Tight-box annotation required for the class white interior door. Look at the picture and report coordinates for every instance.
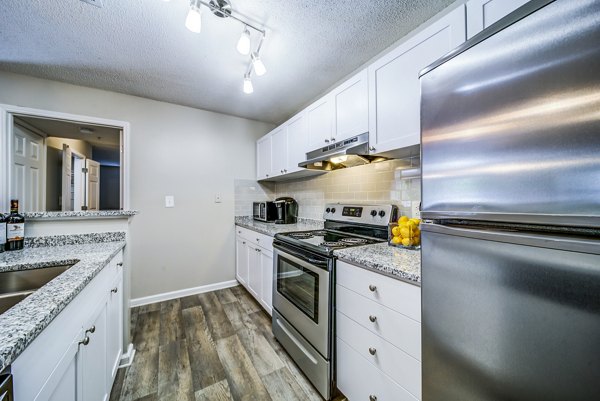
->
[61,144,72,211]
[12,124,45,212]
[86,159,100,211]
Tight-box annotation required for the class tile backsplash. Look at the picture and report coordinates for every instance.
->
[234,159,420,220]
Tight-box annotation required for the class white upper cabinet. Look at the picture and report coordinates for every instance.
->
[286,111,308,174]
[466,0,531,38]
[307,95,334,150]
[270,126,288,176]
[368,5,466,155]
[256,134,272,180]
[333,69,369,143]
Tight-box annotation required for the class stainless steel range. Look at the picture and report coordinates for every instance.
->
[272,203,398,400]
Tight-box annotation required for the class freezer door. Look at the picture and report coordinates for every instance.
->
[420,0,600,227]
[421,223,600,401]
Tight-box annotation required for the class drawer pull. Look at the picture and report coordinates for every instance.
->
[117,262,123,267]
[369,395,378,401]
[79,336,90,346]
[256,238,260,242]
[369,315,377,323]
[111,287,118,294]
[85,325,96,334]
[368,284,377,292]
[368,347,377,355]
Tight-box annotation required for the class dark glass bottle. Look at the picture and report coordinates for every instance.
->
[6,199,25,251]
[0,211,6,253]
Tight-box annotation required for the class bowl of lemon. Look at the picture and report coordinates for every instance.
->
[389,216,421,249]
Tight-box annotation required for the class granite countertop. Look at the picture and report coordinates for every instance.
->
[0,240,126,371]
[334,242,421,285]
[23,210,138,220]
[235,216,324,237]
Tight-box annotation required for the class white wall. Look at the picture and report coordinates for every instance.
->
[0,71,274,299]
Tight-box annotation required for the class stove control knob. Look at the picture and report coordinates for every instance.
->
[326,208,331,213]
[379,210,386,218]
[331,208,336,213]
[370,210,377,217]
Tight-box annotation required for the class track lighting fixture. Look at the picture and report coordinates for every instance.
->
[170,0,267,94]
[185,0,202,33]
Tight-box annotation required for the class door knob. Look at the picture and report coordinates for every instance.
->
[325,139,330,143]
[117,262,123,267]
[79,336,90,346]
[111,287,118,293]
[368,284,377,292]
[369,347,377,355]
[85,325,96,334]
[369,395,378,401]
[369,146,375,152]
[369,315,377,323]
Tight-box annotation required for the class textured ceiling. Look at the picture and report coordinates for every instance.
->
[0,0,454,124]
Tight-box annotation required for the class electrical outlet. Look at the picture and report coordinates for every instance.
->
[81,0,103,8]
[411,201,421,218]
[215,193,222,203]
[165,196,175,208]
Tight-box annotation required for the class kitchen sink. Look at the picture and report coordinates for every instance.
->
[0,264,74,315]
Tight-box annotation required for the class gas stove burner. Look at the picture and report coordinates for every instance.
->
[312,230,328,236]
[321,241,345,248]
[288,232,314,239]
[340,238,368,244]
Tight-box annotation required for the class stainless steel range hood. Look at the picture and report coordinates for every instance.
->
[298,132,389,171]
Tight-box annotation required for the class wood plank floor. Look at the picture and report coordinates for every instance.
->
[110,286,345,401]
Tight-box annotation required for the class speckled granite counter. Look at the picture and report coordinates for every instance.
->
[23,210,138,220]
[0,240,126,371]
[334,242,421,285]
[235,216,324,237]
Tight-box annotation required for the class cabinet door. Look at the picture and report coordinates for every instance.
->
[256,135,272,180]
[466,0,531,38]
[79,299,108,401]
[286,112,308,174]
[106,271,123,386]
[270,126,288,177]
[34,331,82,401]
[247,247,261,299]
[368,5,466,155]
[259,248,274,315]
[236,235,250,287]
[334,69,369,142]
[306,95,334,150]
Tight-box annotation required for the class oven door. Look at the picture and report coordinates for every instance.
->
[272,244,331,357]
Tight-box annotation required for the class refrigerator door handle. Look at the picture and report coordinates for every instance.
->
[421,222,600,255]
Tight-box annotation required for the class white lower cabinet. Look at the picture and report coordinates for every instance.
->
[336,260,422,400]
[12,250,125,401]
[235,226,274,315]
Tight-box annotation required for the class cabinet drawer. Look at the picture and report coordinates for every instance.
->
[336,284,421,360]
[337,337,418,401]
[337,311,421,399]
[235,226,273,252]
[337,261,421,322]
[236,226,252,240]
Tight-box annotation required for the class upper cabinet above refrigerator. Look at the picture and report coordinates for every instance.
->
[466,0,532,38]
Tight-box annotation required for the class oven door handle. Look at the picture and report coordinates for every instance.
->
[273,244,329,268]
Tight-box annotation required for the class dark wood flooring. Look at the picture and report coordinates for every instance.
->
[110,285,344,401]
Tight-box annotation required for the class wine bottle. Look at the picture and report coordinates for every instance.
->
[6,199,25,251]
[0,211,6,253]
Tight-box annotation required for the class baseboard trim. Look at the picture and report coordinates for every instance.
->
[130,280,239,307]
[119,343,136,368]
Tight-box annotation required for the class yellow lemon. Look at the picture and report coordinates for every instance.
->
[407,220,417,230]
[401,237,413,247]
[392,236,402,244]
[413,227,420,238]
[399,216,409,224]
[391,226,402,237]
[413,236,421,246]
[409,218,421,225]
[400,227,410,238]
[399,221,408,229]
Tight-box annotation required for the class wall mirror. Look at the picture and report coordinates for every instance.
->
[1,106,128,213]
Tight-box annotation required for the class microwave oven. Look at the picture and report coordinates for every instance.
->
[253,201,277,222]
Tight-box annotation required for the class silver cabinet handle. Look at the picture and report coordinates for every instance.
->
[242,241,246,245]
[256,238,260,242]
[256,248,262,253]
[117,262,123,267]
[331,137,335,142]
[111,287,118,294]
[369,395,378,401]
[369,347,377,355]
[85,325,96,334]
[369,146,375,151]
[369,284,377,292]
[79,336,90,346]
[369,315,377,323]
[284,169,287,173]
[238,230,241,234]
[325,139,330,143]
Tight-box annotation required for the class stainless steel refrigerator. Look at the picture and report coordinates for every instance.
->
[419,0,600,400]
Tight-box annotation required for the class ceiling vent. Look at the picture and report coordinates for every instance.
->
[80,0,103,8]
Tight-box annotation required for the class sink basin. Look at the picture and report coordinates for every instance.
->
[0,264,74,314]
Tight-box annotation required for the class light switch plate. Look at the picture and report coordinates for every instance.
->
[215,193,222,203]
[165,195,175,208]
